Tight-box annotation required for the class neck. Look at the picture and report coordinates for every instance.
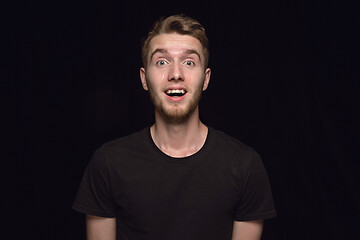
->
[150,108,208,158]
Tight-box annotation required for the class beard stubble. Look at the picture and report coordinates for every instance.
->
[147,79,204,124]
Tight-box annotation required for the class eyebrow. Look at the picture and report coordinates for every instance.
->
[184,49,202,62]
[149,48,202,62]
[150,48,168,61]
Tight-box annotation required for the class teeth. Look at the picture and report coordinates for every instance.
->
[166,89,186,94]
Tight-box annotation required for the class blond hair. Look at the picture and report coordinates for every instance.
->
[141,14,209,68]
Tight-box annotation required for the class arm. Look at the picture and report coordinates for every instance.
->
[86,215,116,240]
[231,220,264,240]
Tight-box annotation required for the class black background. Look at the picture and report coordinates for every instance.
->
[6,0,359,239]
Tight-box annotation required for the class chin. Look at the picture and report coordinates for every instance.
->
[150,87,203,124]
[158,105,197,124]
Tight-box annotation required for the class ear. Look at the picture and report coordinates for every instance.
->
[140,67,148,91]
[202,68,211,91]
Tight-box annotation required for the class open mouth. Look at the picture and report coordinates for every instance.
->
[165,89,187,97]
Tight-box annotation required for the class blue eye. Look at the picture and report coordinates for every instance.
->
[184,60,195,66]
[156,60,167,66]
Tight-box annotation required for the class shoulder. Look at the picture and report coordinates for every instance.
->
[90,127,151,166]
[209,128,259,158]
[208,127,263,169]
[98,127,150,153]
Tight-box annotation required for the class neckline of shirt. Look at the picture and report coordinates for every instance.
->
[146,126,213,163]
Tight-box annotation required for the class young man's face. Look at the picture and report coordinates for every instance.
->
[140,33,211,123]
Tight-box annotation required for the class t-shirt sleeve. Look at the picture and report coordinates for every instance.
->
[234,150,276,221]
[72,146,117,218]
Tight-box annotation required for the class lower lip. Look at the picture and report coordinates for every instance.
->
[165,93,186,102]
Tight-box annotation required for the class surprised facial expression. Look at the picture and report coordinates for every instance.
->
[140,33,211,124]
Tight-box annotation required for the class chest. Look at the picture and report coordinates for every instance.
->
[109,156,241,224]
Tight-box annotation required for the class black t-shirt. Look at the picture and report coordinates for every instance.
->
[73,127,276,240]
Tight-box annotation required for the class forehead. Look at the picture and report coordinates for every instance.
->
[149,33,204,56]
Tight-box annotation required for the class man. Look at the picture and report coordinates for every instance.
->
[73,14,276,240]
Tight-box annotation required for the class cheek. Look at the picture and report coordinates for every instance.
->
[147,68,168,82]
[185,71,205,84]
[145,72,166,92]
[161,72,166,81]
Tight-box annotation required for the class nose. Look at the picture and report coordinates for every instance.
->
[168,62,184,81]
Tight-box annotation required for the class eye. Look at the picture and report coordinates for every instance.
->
[184,60,195,66]
[156,60,168,66]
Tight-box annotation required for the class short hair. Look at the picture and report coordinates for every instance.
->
[141,14,209,68]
